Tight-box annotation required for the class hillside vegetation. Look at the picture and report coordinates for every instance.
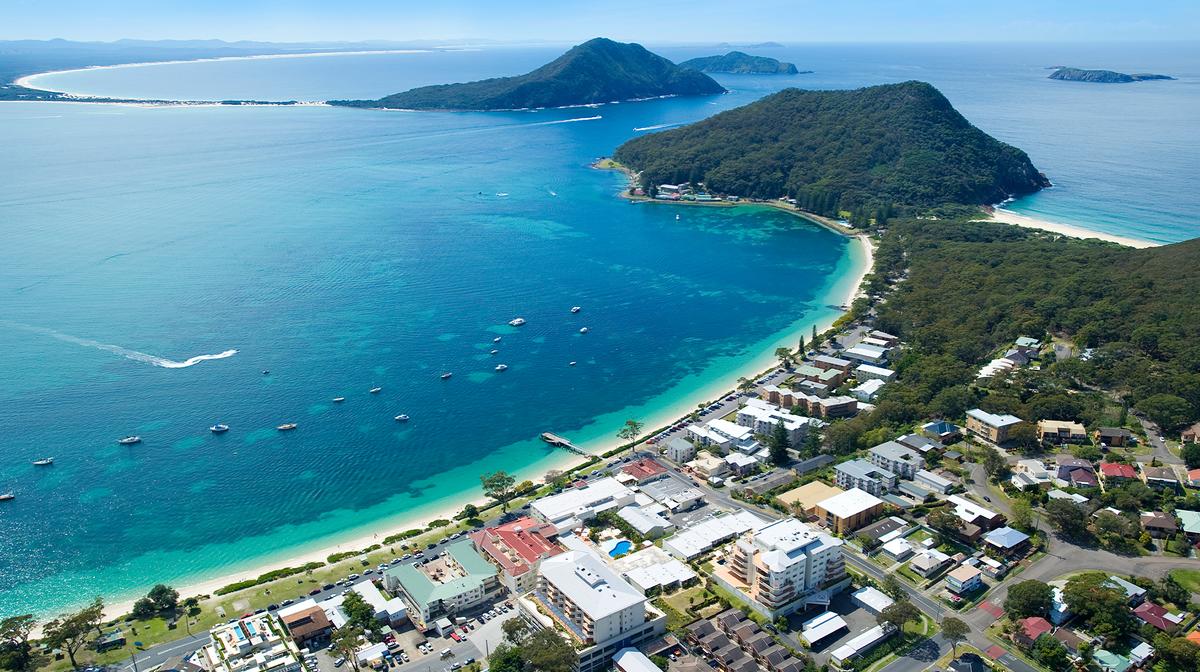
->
[613,82,1048,220]
[1049,67,1174,83]
[332,38,725,110]
[678,51,802,74]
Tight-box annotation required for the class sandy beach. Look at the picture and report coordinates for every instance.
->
[985,207,1158,249]
[94,217,875,625]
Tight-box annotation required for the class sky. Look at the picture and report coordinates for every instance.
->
[2,0,1198,44]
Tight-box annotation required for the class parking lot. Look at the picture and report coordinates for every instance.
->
[388,598,518,672]
[786,592,880,666]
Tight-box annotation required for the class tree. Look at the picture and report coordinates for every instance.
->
[774,347,793,368]
[1181,443,1200,469]
[519,629,576,672]
[0,615,45,672]
[1010,499,1034,532]
[480,471,517,511]
[880,574,906,600]
[877,600,920,634]
[941,617,969,657]
[487,644,524,672]
[801,429,822,458]
[1136,394,1192,431]
[1031,636,1070,668]
[1062,573,1136,642]
[43,598,104,670]
[1044,499,1087,539]
[737,377,754,393]
[332,625,364,672]
[768,420,791,465]
[797,334,806,354]
[811,324,818,346]
[1004,580,1053,620]
[927,509,962,535]
[460,503,480,520]
[1008,422,1041,455]
[617,419,645,450]
[1153,574,1190,607]
[131,598,157,621]
[148,584,179,612]
[981,449,1009,481]
[341,591,376,633]
[501,617,529,644]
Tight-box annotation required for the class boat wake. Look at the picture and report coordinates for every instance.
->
[532,115,602,126]
[2,321,237,369]
[633,122,683,132]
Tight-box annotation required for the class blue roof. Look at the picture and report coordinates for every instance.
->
[984,526,1030,549]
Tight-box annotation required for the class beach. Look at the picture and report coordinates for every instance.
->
[985,207,1158,249]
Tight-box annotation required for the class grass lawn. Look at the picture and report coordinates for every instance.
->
[1171,568,1200,593]
[906,529,932,543]
[661,585,714,618]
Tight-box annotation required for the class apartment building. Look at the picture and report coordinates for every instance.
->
[716,518,847,619]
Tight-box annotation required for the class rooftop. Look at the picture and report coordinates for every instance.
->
[470,516,562,577]
[966,408,1023,428]
[538,550,644,621]
[386,540,497,607]
[531,477,634,525]
[836,458,896,482]
[621,458,667,482]
[816,487,884,519]
[984,526,1030,549]
[778,481,844,510]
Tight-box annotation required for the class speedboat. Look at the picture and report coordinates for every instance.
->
[277,423,297,431]
[210,424,230,434]
[579,327,589,334]
[369,387,382,394]
[569,361,577,366]
[440,372,453,380]
[571,306,581,313]
[395,414,410,422]
[490,349,499,355]
[332,397,345,403]
[508,317,526,327]
[32,457,54,466]
[117,436,141,445]
[0,492,13,501]
[495,364,508,372]
[493,337,502,343]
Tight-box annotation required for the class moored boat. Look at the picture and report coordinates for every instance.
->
[210,424,230,434]
[117,436,141,445]
[508,317,526,327]
[579,327,589,334]
[495,364,508,372]
[277,423,297,431]
[440,372,453,380]
[32,457,54,466]
[571,306,581,313]
[493,337,502,343]
[369,387,382,394]
[332,397,345,403]
[395,414,410,422]
[0,492,13,501]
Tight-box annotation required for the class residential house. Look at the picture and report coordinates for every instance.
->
[909,549,952,578]
[1047,490,1089,506]
[1011,459,1053,490]
[813,488,885,535]
[469,516,563,595]
[278,606,332,650]
[1066,469,1099,488]
[1181,421,1200,444]
[1093,649,1131,672]
[965,409,1024,444]
[869,441,923,479]
[1014,336,1042,353]
[1129,642,1155,668]
[1052,627,1084,655]
[945,565,984,594]
[724,453,758,477]
[1188,468,1200,488]
[1140,511,1179,538]
[1177,509,1200,543]
[1013,616,1052,648]
[946,495,1006,531]
[835,459,897,496]
[856,516,909,544]
[983,527,1031,558]
[1099,462,1137,483]
[1037,420,1088,445]
[896,433,945,454]
[687,451,731,480]
[921,420,962,444]
[619,458,668,485]
[1049,586,1071,625]
[1104,576,1148,605]
[881,538,913,561]
[1095,427,1135,448]
[1133,602,1183,632]
[1141,465,1181,490]
[1055,455,1094,476]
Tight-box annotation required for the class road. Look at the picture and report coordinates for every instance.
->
[1134,414,1180,465]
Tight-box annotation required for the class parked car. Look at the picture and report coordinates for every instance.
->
[308,588,322,596]
[323,583,335,591]
[333,658,346,668]
[347,573,360,581]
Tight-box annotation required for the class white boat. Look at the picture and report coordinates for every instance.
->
[332,397,345,403]
[32,458,54,466]
[210,424,230,434]
[676,214,681,220]
[569,361,577,366]
[571,306,581,313]
[369,387,382,394]
[0,492,13,501]
[395,414,410,422]
[277,423,298,431]
[117,436,141,445]
[508,317,526,327]
[579,327,589,334]
[490,349,499,355]
[440,372,453,380]
[493,337,502,343]
[495,364,508,372]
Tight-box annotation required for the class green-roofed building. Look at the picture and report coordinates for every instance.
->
[1177,509,1200,540]
[1094,649,1131,672]
[383,540,498,628]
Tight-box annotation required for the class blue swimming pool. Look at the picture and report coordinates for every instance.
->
[609,540,633,557]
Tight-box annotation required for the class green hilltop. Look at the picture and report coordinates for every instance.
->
[678,51,804,75]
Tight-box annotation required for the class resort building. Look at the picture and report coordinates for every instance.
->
[1037,420,1088,445]
[470,516,563,595]
[834,459,897,496]
[715,518,847,619]
[384,540,498,628]
[194,615,301,672]
[662,510,768,561]
[531,477,636,532]
[663,437,696,463]
[868,441,923,479]
[965,409,1024,444]
[812,488,885,535]
[521,551,666,672]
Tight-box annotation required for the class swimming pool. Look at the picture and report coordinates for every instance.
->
[609,540,633,557]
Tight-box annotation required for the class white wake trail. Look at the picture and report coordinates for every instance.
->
[3,321,237,368]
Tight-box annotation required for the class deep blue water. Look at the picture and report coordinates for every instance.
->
[3,40,1198,618]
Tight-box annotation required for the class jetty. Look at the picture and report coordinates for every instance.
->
[541,432,587,455]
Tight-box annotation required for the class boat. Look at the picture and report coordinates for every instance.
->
[495,364,508,372]
[579,327,589,334]
[490,349,499,355]
[277,423,297,431]
[571,306,581,313]
[508,317,526,327]
[395,414,410,422]
[332,397,345,403]
[369,387,382,394]
[569,361,577,366]
[440,372,453,380]
[32,458,54,466]
[210,424,230,434]
[117,436,141,445]
[493,337,502,343]
[676,214,681,220]
[262,370,270,375]
[0,493,13,502]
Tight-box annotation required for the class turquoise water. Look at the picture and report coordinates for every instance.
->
[608,540,633,558]
[3,40,1198,618]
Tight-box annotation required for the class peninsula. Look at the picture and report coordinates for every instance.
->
[678,51,805,75]
[330,37,726,111]
[1048,66,1175,83]
[614,81,1048,219]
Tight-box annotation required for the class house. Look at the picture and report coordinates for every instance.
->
[943,450,963,462]
[915,469,954,494]
[1014,336,1042,353]
[1037,420,1088,445]
[984,526,1032,557]
[1176,509,1200,542]
[869,441,923,479]
[854,364,896,382]
[909,549,951,577]
[1011,459,1053,489]
[724,452,758,477]
[851,379,886,402]
[949,653,988,672]
[1067,468,1099,488]
[1099,462,1138,482]
[1129,641,1155,667]
[1096,427,1135,447]
[1104,576,1148,605]
[881,538,913,561]
[619,458,668,485]
[1047,489,1089,506]
[469,516,563,594]
[856,516,909,543]
[835,459,897,496]
[946,565,984,594]
[946,495,1006,530]
[921,420,961,444]
[1141,464,1181,490]
[965,409,1024,444]
[1181,421,1200,444]
[1013,616,1052,648]
[531,477,636,532]
[1133,601,1183,632]
[687,451,731,480]
[1140,511,1179,538]
[813,488,885,534]
[1049,586,1071,625]
[1055,454,1094,474]
[664,437,697,463]
[1094,649,1131,672]
[1052,627,1084,655]
[1188,468,1200,488]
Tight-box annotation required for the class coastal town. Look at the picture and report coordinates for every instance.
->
[13,265,1200,672]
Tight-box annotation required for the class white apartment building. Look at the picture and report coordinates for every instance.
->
[834,459,897,496]
[868,441,923,479]
[736,399,823,445]
[194,615,301,672]
[531,477,636,532]
[717,518,847,619]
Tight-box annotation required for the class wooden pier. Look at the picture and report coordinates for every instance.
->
[541,432,587,455]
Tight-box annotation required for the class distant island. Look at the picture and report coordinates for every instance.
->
[330,38,726,111]
[1048,67,1175,83]
[715,41,786,49]
[613,81,1048,219]
[678,51,806,75]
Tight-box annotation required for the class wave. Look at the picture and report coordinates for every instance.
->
[2,321,237,368]
[633,122,684,132]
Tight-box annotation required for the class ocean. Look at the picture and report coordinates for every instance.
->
[1,40,1197,617]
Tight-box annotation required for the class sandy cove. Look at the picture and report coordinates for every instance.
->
[985,206,1158,249]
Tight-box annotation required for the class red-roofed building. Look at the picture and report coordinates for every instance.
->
[1100,462,1137,481]
[620,458,669,485]
[469,516,563,594]
[1068,468,1099,488]
[1134,602,1182,632]
[1013,616,1053,648]
[1186,630,1200,646]
[1187,468,1200,488]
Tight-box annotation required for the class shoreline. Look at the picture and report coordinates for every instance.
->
[87,202,875,627]
[983,206,1158,249]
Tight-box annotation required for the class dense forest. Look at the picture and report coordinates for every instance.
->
[331,38,725,110]
[1048,67,1174,83]
[678,51,802,74]
[613,82,1049,220]
[821,215,1200,452]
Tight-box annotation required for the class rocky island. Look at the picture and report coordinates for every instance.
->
[330,38,726,110]
[1048,67,1174,83]
[678,51,806,75]
[614,81,1049,217]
